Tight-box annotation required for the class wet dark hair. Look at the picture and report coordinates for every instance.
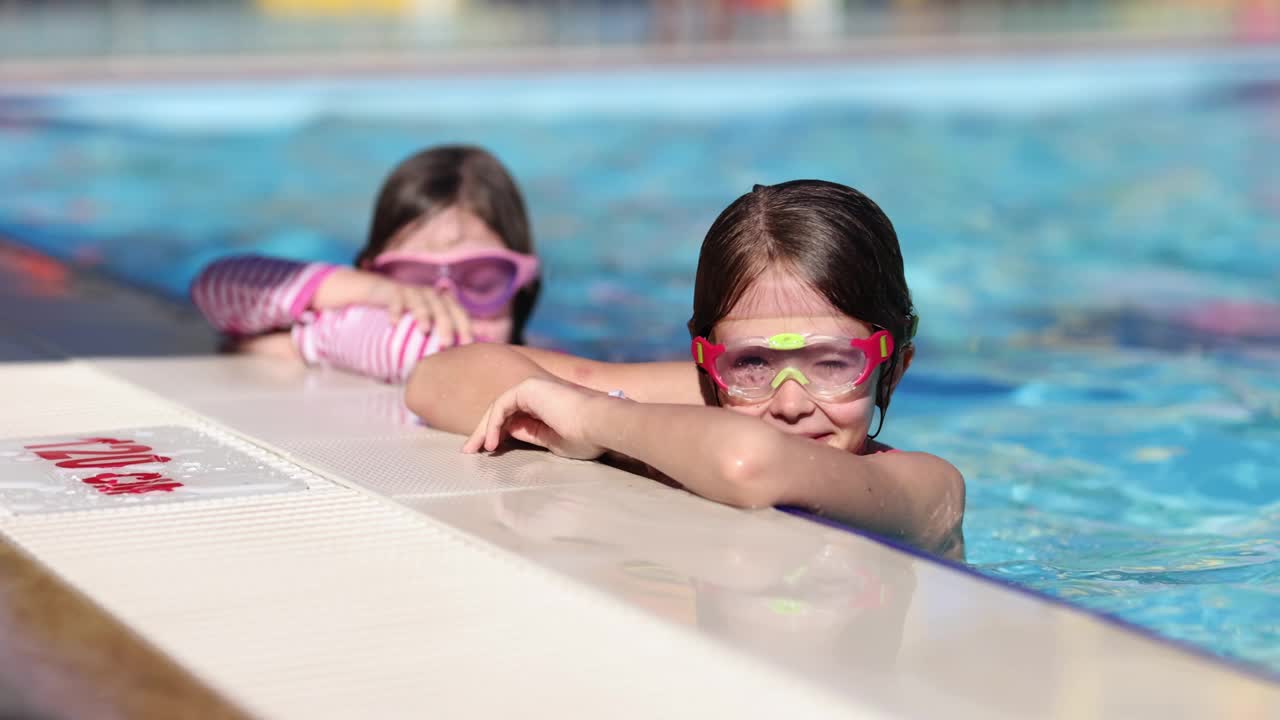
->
[687,180,917,437]
[354,145,540,345]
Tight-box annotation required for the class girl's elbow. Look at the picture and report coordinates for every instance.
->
[403,359,442,420]
[918,466,966,557]
[710,434,785,509]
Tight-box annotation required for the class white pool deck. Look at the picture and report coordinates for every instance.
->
[0,241,1277,718]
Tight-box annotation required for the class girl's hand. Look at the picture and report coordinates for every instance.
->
[463,378,611,460]
[313,268,473,346]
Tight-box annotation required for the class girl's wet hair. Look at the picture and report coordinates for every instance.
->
[687,180,916,436]
[355,145,540,344]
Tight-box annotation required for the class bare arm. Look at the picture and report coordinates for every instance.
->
[788,447,966,560]
[580,397,965,558]
[405,343,702,433]
[506,346,701,404]
[465,378,966,558]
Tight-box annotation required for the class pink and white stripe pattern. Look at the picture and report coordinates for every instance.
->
[190,255,336,336]
[291,306,441,384]
[191,255,441,383]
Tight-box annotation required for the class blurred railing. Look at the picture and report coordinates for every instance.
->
[0,0,1276,62]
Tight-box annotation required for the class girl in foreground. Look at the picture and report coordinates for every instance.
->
[190,145,540,382]
[406,180,964,558]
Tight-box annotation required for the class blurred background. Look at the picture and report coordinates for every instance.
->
[0,0,1277,63]
[1,0,1278,677]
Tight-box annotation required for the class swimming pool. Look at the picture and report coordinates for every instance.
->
[1,49,1277,675]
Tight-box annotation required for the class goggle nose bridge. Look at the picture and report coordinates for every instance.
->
[769,367,811,390]
[410,264,456,293]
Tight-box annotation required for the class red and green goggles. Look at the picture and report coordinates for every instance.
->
[692,331,895,402]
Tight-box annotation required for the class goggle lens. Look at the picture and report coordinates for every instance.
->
[377,256,521,316]
[451,257,518,308]
[715,342,871,400]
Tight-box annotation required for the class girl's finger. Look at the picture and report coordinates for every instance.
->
[418,289,454,348]
[403,289,434,332]
[438,290,474,345]
[507,415,553,451]
[462,405,493,453]
[483,389,523,452]
[465,388,517,454]
[385,293,404,324]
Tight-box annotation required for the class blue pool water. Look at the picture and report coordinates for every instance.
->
[1,50,1278,674]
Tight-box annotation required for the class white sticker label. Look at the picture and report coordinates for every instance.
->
[0,426,313,514]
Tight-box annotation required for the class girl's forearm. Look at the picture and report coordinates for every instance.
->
[508,347,702,405]
[578,396,963,554]
[310,267,372,310]
[294,307,440,383]
[190,255,335,335]
[579,395,869,513]
[580,397,786,508]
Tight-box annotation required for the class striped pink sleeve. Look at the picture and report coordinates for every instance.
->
[190,255,338,335]
[291,306,442,383]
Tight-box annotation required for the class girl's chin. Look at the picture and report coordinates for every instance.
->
[470,327,505,344]
[471,320,513,344]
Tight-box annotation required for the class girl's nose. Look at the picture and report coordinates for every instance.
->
[433,277,457,295]
[767,379,815,423]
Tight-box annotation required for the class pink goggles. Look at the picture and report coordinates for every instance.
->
[371,248,539,317]
[692,331,895,402]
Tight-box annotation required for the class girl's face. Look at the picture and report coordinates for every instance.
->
[374,205,515,344]
[710,267,882,454]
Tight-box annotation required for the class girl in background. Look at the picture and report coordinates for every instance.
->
[190,145,540,383]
